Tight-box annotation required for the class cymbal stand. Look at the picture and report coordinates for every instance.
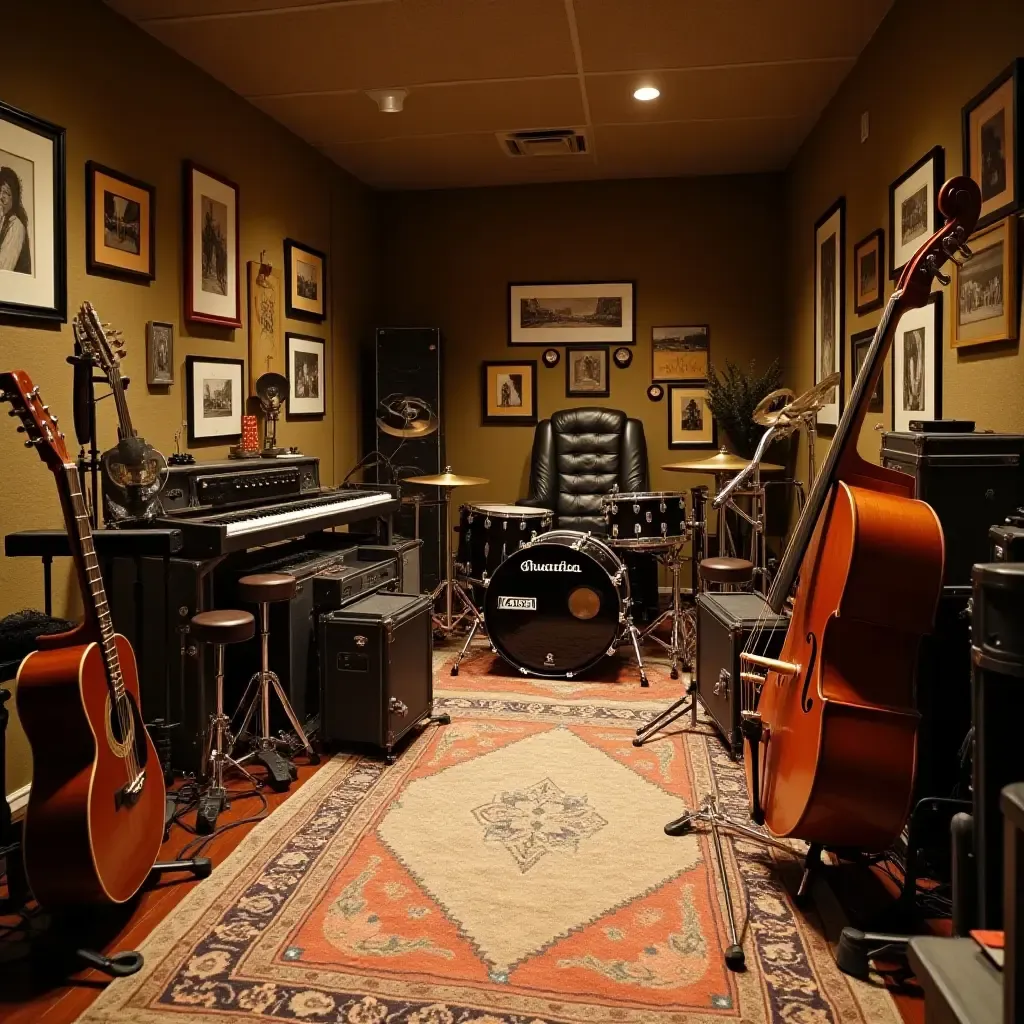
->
[637,539,692,679]
[430,484,483,637]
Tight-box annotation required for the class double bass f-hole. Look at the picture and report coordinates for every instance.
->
[800,632,817,713]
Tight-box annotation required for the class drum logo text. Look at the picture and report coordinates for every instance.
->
[519,559,582,573]
[497,596,537,610]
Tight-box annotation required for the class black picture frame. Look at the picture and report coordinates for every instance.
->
[184,161,241,328]
[853,228,885,315]
[185,354,244,445]
[564,345,610,398]
[0,99,66,323]
[85,161,155,283]
[889,146,945,280]
[963,59,1023,230]
[284,238,327,322]
[667,383,717,450]
[285,331,326,419]
[850,327,883,413]
[146,320,174,387]
[481,360,538,426]
[508,281,636,346]
[814,196,845,432]
[891,291,943,432]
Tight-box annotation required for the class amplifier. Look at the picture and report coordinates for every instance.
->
[312,557,398,607]
[355,538,422,594]
[696,592,788,757]
[319,592,435,762]
[990,524,1024,563]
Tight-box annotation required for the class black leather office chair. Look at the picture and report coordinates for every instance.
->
[518,407,657,620]
[517,407,649,532]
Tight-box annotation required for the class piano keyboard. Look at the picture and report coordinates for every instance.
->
[214,490,393,537]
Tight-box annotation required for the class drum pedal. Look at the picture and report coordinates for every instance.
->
[256,748,296,791]
[196,787,227,835]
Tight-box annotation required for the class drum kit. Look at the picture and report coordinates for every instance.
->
[406,377,839,687]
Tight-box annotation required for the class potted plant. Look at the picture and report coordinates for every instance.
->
[705,358,783,459]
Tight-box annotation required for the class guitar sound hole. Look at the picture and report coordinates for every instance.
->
[106,691,149,770]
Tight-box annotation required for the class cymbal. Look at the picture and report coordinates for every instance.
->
[752,388,797,427]
[663,447,783,474]
[404,467,489,487]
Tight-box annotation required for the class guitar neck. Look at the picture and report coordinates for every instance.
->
[110,372,135,440]
[56,462,125,698]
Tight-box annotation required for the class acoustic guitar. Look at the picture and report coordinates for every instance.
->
[1,370,165,906]
[740,176,982,851]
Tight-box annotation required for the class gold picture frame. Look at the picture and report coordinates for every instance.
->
[951,215,1019,348]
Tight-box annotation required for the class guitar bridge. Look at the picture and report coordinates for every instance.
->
[115,769,146,811]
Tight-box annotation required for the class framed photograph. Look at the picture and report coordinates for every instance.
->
[951,215,1019,348]
[651,325,710,381]
[850,328,883,413]
[284,238,326,322]
[889,146,945,280]
[508,281,635,345]
[892,293,942,432]
[814,197,845,428]
[481,360,537,425]
[85,161,154,282]
[0,99,66,322]
[184,161,240,328]
[285,332,325,418]
[565,345,610,397]
[853,228,884,315]
[146,320,174,386]
[963,59,1022,230]
[185,355,244,444]
[668,384,716,449]
[248,260,282,391]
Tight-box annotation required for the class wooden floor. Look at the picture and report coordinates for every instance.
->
[0,757,932,1024]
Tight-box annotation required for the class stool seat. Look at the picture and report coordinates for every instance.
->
[191,609,255,645]
[237,573,297,604]
[699,556,754,585]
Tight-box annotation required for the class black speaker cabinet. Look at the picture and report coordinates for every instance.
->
[880,431,1024,590]
[319,592,434,761]
[696,592,788,757]
[971,563,1024,929]
[373,327,444,591]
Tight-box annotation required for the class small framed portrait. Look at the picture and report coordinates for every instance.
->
[963,59,1022,230]
[285,332,326,418]
[853,228,884,315]
[814,197,845,429]
[0,99,66,322]
[951,215,1019,348]
[481,360,537,425]
[892,293,942,432]
[185,355,244,444]
[850,328,883,413]
[146,320,174,386]
[889,146,945,280]
[184,161,241,328]
[668,384,716,449]
[651,325,710,381]
[542,347,560,368]
[565,345,610,398]
[284,238,327,322]
[508,281,635,345]
[85,162,154,282]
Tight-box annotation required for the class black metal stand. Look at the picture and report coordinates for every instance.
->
[633,680,698,747]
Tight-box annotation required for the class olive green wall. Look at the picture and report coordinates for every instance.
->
[379,176,787,506]
[784,0,1024,471]
[1,0,377,798]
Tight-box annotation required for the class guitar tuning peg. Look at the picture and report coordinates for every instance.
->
[24,439,34,448]
[16,425,25,433]
[925,255,951,287]
[7,409,17,417]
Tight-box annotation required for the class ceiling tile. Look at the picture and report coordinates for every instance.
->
[254,76,586,146]
[137,0,577,97]
[573,0,895,72]
[586,59,853,125]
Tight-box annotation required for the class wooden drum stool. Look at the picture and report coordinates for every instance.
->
[699,556,755,592]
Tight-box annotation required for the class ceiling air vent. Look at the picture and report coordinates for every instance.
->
[499,128,589,158]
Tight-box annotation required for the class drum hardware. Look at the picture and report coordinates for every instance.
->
[403,468,489,637]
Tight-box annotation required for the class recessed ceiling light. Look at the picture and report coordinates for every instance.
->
[633,86,660,102]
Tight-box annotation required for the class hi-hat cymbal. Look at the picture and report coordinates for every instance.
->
[404,466,489,487]
[663,447,783,474]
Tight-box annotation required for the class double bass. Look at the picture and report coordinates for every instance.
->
[1,370,165,907]
[740,176,981,851]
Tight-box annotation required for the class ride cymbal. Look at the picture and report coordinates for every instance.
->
[404,466,489,487]
[662,447,783,474]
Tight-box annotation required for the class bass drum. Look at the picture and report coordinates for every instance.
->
[484,530,629,678]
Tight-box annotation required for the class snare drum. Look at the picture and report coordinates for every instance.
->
[456,503,554,582]
[602,491,687,549]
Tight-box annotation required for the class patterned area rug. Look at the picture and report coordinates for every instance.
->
[75,649,900,1024]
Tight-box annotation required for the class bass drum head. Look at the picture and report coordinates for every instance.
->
[484,531,627,678]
